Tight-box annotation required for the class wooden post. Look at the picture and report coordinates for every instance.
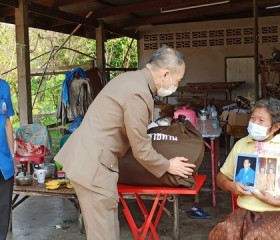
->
[260,64,268,98]
[15,0,32,124]
[253,0,259,100]
[96,20,106,85]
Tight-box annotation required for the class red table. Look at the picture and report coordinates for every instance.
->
[118,174,206,240]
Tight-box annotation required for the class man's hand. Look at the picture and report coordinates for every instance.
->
[167,157,195,178]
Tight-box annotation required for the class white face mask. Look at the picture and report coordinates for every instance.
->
[247,121,271,141]
[157,74,177,97]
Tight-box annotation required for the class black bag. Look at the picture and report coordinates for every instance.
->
[118,120,205,188]
[272,48,280,62]
[235,96,251,111]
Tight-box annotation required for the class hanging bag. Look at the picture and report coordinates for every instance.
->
[118,119,205,188]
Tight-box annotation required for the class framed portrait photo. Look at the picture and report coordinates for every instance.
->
[234,154,258,187]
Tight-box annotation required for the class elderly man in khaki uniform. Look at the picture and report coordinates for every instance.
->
[55,45,195,240]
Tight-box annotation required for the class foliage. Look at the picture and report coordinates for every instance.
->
[0,23,138,130]
[106,37,138,78]
[106,37,137,68]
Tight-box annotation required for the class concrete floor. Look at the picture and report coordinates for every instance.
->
[7,144,232,240]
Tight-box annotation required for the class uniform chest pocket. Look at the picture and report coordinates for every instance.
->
[0,98,7,116]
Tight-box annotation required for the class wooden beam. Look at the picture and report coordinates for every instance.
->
[38,0,85,8]
[123,0,280,27]
[15,0,32,124]
[253,0,260,100]
[104,23,139,39]
[0,6,16,17]
[96,20,106,84]
[92,0,168,18]
[47,19,138,39]
[0,0,18,8]
[28,2,97,28]
[92,0,197,18]
[30,62,94,76]
[28,2,137,39]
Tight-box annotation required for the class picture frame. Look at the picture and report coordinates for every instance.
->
[234,153,280,196]
[257,156,278,193]
[234,154,258,187]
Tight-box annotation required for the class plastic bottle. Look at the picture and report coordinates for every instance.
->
[210,105,217,119]
[207,105,211,119]
[210,105,219,129]
[200,109,207,133]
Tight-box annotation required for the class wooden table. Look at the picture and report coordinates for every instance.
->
[10,180,84,233]
[177,81,245,100]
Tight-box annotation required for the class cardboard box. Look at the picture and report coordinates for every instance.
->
[225,111,251,138]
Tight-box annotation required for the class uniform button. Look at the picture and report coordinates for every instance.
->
[110,164,113,169]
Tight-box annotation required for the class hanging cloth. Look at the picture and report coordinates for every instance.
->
[62,67,87,106]
[57,67,93,124]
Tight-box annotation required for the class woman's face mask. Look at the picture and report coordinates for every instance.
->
[247,121,271,141]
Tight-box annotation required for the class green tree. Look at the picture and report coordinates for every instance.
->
[0,23,138,129]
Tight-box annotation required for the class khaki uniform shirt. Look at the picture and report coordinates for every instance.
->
[55,68,169,200]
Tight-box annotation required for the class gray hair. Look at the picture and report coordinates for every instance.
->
[253,98,280,124]
[147,45,185,73]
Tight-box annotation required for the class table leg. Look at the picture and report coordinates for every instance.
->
[214,137,220,174]
[119,193,169,240]
[10,194,29,232]
[119,194,140,239]
[139,193,160,240]
[172,196,179,240]
[148,194,168,240]
[67,197,84,233]
[203,140,217,207]
[78,213,84,234]
[210,138,216,207]
[9,210,12,232]
[12,195,30,209]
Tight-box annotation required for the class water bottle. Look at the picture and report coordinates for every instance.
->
[210,105,219,129]
[200,109,207,133]
[207,105,211,119]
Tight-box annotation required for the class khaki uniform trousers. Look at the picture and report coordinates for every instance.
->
[72,180,119,240]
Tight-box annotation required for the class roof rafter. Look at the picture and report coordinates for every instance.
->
[29,2,97,28]
[92,0,207,19]
[122,0,280,27]
[0,0,18,8]
[29,2,138,39]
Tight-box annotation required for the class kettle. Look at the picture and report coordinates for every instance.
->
[174,106,197,126]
